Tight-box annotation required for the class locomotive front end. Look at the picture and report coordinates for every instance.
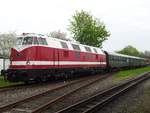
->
[2,33,48,82]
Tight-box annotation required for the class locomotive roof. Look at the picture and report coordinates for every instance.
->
[18,33,105,55]
[18,33,46,38]
[16,33,146,60]
[108,52,145,60]
[46,35,105,55]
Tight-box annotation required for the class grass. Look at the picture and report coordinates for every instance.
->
[114,66,150,82]
[0,76,22,88]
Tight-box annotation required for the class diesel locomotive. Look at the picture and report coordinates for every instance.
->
[1,33,147,82]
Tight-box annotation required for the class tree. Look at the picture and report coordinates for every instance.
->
[117,45,140,57]
[68,10,110,47]
[140,51,150,59]
[48,30,70,41]
[0,32,17,58]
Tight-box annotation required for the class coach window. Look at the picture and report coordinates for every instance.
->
[60,41,68,49]
[118,56,121,61]
[33,37,39,45]
[123,57,126,62]
[23,37,33,45]
[72,44,81,51]
[112,56,115,61]
[84,46,92,52]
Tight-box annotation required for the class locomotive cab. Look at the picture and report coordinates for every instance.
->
[6,34,48,82]
[11,34,48,68]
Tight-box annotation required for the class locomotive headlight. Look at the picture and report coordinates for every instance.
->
[26,60,30,65]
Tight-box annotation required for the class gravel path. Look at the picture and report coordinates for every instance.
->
[96,78,150,113]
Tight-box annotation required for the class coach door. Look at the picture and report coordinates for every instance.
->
[53,49,59,67]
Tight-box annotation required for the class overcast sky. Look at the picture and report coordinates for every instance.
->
[0,0,149,52]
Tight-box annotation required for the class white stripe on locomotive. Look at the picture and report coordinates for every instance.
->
[12,61,106,66]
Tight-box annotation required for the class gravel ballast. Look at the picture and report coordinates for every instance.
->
[44,74,138,113]
[96,78,150,113]
[1,72,149,113]
[0,80,74,105]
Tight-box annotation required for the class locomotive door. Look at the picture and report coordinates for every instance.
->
[53,49,59,67]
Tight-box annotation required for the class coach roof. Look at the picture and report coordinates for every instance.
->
[108,52,145,60]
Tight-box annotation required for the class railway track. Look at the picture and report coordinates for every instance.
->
[0,73,112,93]
[56,72,150,113]
[0,75,105,93]
[0,79,75,93]
[0,82,57,93]
[0,74,110,113]
[0,84,28,93]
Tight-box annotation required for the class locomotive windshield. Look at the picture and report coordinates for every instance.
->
[33,37,39,45]
[38,37,48,45]
[23,37,33,45]
[16,36,47,45]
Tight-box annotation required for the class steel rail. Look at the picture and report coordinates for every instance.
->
[0,74,110,112]
[31,75,109,113]
[0,76,89,112]
[56,72,150,113]
[0,84,28,93]
[0,81,60,93]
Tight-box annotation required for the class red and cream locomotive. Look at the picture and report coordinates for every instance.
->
[3,33,107,82]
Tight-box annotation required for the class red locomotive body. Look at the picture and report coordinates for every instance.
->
[5,33,107,82]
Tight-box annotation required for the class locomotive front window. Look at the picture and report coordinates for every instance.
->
[16,37,23,45]
[23,37,33,45]
[38,37,48,45]
[33,37,39,45]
